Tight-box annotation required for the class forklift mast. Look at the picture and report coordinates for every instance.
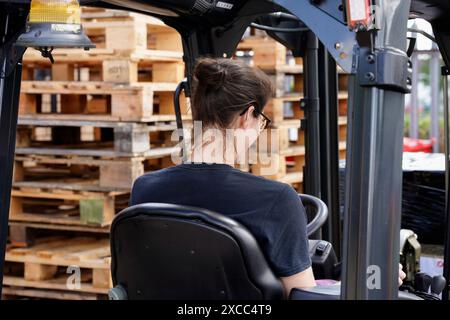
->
[1,0,450,300]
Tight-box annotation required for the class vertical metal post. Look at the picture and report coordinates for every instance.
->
[410,53,420,139]
[430,46,440,152]
[302,31,321,197]
[442,66,450,300]
[302,31,322,239]
[0,15,24,296]
[318,43,341,258]
[341,0,411,299]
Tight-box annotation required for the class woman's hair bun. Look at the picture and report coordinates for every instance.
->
[194,58,227,90]
[191,57,273,128]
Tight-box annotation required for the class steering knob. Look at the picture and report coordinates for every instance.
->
[430,276,446,296]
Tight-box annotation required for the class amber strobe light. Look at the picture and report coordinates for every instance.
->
[16,0,94,52]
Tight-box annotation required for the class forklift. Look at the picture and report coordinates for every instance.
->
[1,0,450,300]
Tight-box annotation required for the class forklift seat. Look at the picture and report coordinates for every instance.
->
[109,195,330,300]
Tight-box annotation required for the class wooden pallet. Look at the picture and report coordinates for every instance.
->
[16,118,184,156]
[82,17,181,53]
[265,92,349,124]
[9,221,110,244]
[55,9,181,54]
[1,286,107,300]
[13,152,175,189]
[22,54,185,84]
[263,65,304,98]
[251,141,347,182]
[18,81,190,122]
[237,35,350,122]
[237,36,289,68]
[9,182,129,227]
[7,222,110,249]
[266,117,348,149]
[250,143,304,180]
[237,35,350,77]
[265,95,303,124]
[4,237,111,297]
[81,7,159,23]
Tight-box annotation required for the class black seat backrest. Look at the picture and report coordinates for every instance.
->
[110,203,285,300]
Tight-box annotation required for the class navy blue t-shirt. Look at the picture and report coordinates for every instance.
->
[130,163,311,277]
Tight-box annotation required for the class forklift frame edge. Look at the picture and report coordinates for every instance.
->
[0,0,448,300]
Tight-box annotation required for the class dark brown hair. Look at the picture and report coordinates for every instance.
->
[191,58,273,128]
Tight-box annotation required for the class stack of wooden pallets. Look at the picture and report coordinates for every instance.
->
[4,8,188,300]
[237,32,348,191]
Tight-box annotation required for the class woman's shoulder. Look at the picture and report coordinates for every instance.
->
[229,168,298,197]
[132,163,297,200]
[132,166,181,186]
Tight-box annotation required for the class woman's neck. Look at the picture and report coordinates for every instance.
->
[187,128,237,165]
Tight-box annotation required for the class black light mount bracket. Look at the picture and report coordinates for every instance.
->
[356,47,412,93]
[38,47,55,64]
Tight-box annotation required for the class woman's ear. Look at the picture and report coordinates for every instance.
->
[239,105,256,129]
[232,106,256,129]
[244,106,255,120]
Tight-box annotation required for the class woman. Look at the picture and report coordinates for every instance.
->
[130,58,404,295]
[131,57,315,295]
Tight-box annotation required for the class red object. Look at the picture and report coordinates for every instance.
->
[403,137,435,153]
[345,0,371,30]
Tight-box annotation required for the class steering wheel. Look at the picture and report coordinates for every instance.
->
[299,194,329,236]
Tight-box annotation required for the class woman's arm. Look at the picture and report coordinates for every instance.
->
[280,266,316,296]
[280,263,406,297]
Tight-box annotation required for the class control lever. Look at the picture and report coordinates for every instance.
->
[412,273,445,300]
[414,272,432,293]
[430,276,446,297]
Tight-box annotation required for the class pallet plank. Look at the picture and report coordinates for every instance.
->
[3,275,108,294]
[2,286,105,300]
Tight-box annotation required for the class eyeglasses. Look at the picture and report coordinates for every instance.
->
[239,103,272,131]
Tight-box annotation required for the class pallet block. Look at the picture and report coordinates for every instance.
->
[9,224,35,248]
